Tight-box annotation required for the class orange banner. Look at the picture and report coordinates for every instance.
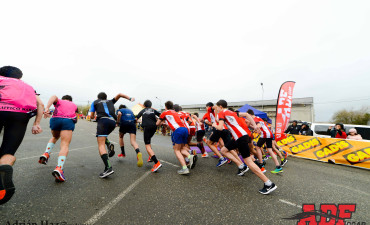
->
[277,135,370,170]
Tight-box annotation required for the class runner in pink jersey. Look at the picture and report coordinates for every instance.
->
[39,95,78,182]
[0,66,44,205]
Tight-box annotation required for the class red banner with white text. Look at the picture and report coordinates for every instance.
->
[275,81,296,142]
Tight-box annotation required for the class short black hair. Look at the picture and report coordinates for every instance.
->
[216,99,227,108]
[179,106,183,111]
[0,66,23,79]
[206,102,214,107]
[61,95,73,101]
[194,112,199,117]
[228,107,235,112]
[173,104,180,112]
[119,104,126,109]
[144,100,152,108]
[247,109,255,115]
[165,101,174,110]
[97,92,107,100]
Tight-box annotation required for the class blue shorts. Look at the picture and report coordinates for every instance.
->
[171,127,189,145]
[50,118,75,131]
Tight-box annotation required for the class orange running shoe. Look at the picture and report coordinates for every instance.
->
[202,152,209,158]
[39,152,50,165]
[261,167,266,173]
[151,162,162,172]
[52,166,65,182]
[117,153,125,158]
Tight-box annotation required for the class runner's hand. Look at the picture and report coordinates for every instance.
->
[254,127,261,134]
[32,125,43,134]
[43,109,51,118]
[130,97,135,102]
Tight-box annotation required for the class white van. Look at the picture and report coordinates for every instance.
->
[310,123,370,140]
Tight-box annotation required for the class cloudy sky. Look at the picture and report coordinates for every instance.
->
[1,0,369,122]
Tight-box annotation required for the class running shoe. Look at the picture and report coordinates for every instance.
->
[263,155,268,160]
[201,152,209,158]
[281,159,288,167]
[216,158,228,167]
[151,162,162,172]
[52,166,66,182]
[271,167,283,174]
[108,144,115,157]
[117,153,125,158]
[261,167,266,173]
[237,165,249,176]
[189,155,197,169]
[0,165,15,205]
[137,152,143,167]
[147,156,153,162]
[192,150,197,155]
[226,158,232,164]
[99,167,114,178]
[39,152,50,165]
[259,183,277,195]
[262,160,266,166]
[177,168,190,175]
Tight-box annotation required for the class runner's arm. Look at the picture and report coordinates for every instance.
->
[213,120,224,131]
[44,95,58,117]
[156,118,164,126]
[238,112,261,133]
[117,111,122,124]
[136,109,144,119]
[32,96,44,134]
[114,93,135,102]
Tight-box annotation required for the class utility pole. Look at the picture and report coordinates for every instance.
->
[261,83,264,110]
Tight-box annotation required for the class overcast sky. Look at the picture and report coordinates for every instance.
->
[1,0,369,122]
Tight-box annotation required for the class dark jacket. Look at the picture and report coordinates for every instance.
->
[300,127,313,136]
[285,125,301,134]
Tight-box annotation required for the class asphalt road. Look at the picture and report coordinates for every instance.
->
[0,119,369,225]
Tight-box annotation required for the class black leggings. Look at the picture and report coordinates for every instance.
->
[0,112,30,157]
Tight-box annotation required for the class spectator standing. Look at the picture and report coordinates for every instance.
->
[299,122,313,136]
[284,120,301,134]
[347,128,363,140]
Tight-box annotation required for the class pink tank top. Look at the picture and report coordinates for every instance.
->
[0,77,37,113]
[52,99,78,119]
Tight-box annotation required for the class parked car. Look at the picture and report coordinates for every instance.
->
[310,123,370,140]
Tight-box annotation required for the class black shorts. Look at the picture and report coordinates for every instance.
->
[143,126,157,145]
[96,118,116,137]
[0,112,30,157]
[119,122,137,135]
[196,130,205,142]
[209,128,232,144]
[225,135,251,158]
[257,138,273,148]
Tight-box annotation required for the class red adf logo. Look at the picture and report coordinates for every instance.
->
[284,204,357,225]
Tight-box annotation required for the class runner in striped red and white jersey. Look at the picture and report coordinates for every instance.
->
[247,109,283,174]
[192,112,207,157]
[253,116,273,138]
[159,110,186,132]
[214,100,277,195]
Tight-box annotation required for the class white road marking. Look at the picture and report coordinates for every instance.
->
[85,171,151,225]
[279,199,302,208]
[17,146,96,161]
[160,160,180,168]
[326,182,370,197]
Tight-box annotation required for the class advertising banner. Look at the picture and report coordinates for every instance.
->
[277,135,370,170]
[275,81,296,142]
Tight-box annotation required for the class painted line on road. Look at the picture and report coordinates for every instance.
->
[279,199,302,209]
[160,160,180,168]
[17,146,96,161]
[85,170,151,225]
[326,182,370,197]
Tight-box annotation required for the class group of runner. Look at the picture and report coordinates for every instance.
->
[0,66,286,205]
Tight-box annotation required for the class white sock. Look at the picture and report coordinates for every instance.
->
[220,157,225,160]
[45,143,55,154]
[238,164,244,169]
[264,180,272,186]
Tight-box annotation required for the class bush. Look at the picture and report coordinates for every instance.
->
[331,107,370,125]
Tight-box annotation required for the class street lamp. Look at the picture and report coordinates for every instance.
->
[261,83,264,110]
[155,97,162,112]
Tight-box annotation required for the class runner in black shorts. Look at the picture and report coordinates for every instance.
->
[117,105,143,167]
[136,100,162,172]
[192,113,208,157]
[90,92,135,178]
[0,66,44,204]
